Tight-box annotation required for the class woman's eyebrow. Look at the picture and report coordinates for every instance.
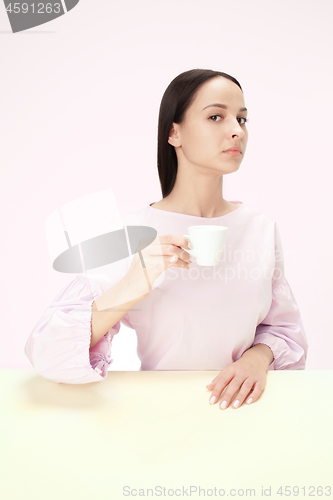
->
[202,103,247,112]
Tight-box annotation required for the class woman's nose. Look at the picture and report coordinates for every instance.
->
[228,120,245,139]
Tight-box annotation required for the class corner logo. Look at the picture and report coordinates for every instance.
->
[45,189,158,275]
[3,0,80,33]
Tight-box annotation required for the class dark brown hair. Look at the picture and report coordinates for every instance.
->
[157,69,243,198]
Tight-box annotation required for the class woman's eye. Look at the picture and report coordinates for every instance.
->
[209,115,249,124]
[209,115,222,121]
[238,117,248,125]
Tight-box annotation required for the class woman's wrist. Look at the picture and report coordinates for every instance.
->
[241,343,274,369]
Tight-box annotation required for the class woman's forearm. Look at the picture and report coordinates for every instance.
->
[90,275,145,349]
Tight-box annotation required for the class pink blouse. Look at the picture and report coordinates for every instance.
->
[24,201,308,384]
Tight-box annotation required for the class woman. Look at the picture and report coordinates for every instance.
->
[25,69,308,410]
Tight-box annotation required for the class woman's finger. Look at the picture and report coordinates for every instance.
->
[207,373,235,406]
[245,380,266,405]
[168,254,190,269]
[228,378,256,409]
[206,374,220,388]
[157,234,191,250]
[143,242,191,265]
[216,377,245,409]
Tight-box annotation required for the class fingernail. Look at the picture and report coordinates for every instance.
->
[188,241,193,249]
[232,400,240,408]
[220,400,227,409]
[209,396,216,405]
[246,398,253,404]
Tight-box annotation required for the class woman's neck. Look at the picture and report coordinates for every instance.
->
[151,196,238,218]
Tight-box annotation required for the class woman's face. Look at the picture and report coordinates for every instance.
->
[169,76,248,175]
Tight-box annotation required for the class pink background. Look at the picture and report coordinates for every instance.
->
[0,0,332,370]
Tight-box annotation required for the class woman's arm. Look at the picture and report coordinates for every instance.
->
[251,277,308,370]
[251,222,308,370]
[24,275,138,384]
[206,222,308,409]
[90,274,145,349]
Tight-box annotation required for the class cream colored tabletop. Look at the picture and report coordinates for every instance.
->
[1,370,332,500]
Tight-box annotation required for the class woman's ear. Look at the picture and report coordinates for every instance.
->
[168,124,181,147]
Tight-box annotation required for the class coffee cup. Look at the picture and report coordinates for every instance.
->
[181,225,228,266]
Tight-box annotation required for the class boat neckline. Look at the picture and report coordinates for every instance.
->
[148,201,245,220]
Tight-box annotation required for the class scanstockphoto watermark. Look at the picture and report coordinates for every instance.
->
[123,485,332,497]
[3,0,80,33]
[123,485,257,497]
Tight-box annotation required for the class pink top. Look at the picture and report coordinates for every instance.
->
[24,201,308,384]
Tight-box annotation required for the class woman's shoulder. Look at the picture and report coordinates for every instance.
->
[240,202,275,223]
[235,203,277,240]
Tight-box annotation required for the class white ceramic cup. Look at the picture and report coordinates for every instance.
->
[182,226,228,266]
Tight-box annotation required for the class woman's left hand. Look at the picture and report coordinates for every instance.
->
[206,344,273,409]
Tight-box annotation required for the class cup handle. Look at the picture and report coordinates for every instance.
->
[182,235,197,256]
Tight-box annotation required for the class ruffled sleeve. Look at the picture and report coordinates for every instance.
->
[24,277,121,384]
[253,277,308,369]
[252,223,308,370]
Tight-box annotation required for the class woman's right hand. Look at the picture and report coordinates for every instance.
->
[125,234,192,301]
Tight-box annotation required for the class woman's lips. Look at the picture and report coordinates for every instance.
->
[223,150,241,156]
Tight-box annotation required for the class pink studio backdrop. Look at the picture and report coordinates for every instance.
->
[0,0,332,370]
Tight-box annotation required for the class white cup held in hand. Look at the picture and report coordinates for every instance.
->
[182,226,228,266]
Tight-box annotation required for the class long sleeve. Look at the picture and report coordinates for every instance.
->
[24,277,121,384]
[252,223,308,370]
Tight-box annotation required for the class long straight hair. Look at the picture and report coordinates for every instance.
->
[157,69,243,198]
